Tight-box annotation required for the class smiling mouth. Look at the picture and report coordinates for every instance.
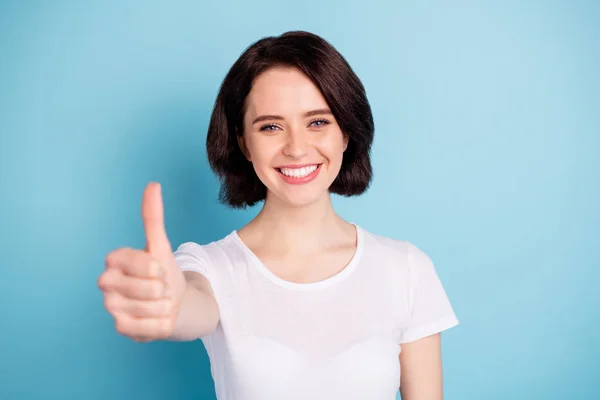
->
[275,163,322,178]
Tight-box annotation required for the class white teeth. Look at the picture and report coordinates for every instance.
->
[279,164,319,178]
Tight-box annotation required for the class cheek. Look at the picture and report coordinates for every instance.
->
[247,138,278,169]
[320,133,347,160]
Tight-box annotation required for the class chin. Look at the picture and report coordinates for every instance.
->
[287,193,326,208]
[269,185,331,208]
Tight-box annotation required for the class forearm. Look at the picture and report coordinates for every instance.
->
[168,281,220,341]
[399,334,443,399]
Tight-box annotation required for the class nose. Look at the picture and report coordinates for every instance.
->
[282,129,309,159]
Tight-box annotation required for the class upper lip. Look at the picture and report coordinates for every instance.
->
[275,163,322,169]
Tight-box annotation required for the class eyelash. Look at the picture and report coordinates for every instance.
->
[259,118,331,131]
[310,118,330,127]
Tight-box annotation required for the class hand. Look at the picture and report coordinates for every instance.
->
[98,182,187,342]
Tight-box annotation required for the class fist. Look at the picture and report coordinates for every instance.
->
[98,182,186,342]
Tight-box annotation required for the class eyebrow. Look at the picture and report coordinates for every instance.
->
[251,108,333,125]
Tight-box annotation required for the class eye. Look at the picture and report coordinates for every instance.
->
[309,118,331,128]
[259,124,281,132]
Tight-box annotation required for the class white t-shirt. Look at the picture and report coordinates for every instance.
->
[173,224,459,400]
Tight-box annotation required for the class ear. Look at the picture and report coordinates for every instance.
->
[342,135,349,152]
[236,130,251,161]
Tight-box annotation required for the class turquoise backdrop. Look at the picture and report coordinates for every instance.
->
[1,1,598,399]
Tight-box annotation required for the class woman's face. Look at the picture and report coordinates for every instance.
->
[241,67,348,208]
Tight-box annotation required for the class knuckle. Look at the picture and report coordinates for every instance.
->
[115,317,130,336]
[104,252,116,268]
[120,278,136,298]
[150,281,165,298]
[97,271,113,291]
[133,251,150,268]
[147,258,161,277]
[131,301,148,317]
[164,299,174,315]
[103,294,119,313]
[130,250,144,266]
[97,274,106,289]
[106,247,128,267]
[134,253,155,277]
[119,248,135,269]
[159,299,173,316]
[143,300,167,318]
[124,277,143,298]
[159,318,174,337]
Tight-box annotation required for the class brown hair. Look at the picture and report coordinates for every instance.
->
[206,30,374,208]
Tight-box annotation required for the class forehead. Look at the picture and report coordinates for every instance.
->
[245,67,329,117]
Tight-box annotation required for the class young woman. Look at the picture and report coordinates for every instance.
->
[98,30,459,400]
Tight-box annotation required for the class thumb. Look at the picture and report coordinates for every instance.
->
[142,182,173,260]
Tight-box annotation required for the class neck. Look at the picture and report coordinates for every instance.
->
[245,191,349,255]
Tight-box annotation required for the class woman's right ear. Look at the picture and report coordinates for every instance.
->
[236,130,251,161]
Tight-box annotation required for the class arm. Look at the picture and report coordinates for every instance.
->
[399,333,443,400]
[169,271,220,341]
[398,243,458,399]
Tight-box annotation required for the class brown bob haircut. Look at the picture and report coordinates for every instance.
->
[206,30,374,208]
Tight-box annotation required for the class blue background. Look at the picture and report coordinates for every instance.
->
[1,1,598,399]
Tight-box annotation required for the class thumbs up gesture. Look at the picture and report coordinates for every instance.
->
[98,183,187,342]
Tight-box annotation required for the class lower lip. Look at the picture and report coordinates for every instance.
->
[276,164,322,185]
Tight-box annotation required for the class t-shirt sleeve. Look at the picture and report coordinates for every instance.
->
[398,242,459,344]
[173,242,213,284]
[173,242,220,346]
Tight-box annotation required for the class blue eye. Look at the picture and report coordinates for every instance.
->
[310,118,330,127]
[260,124,281,131]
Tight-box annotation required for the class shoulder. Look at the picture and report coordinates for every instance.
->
[173,231,241,274]
[175,230,239,255]
[358,226,438,283]
[359,226,431,265]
